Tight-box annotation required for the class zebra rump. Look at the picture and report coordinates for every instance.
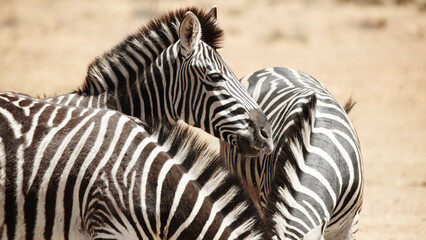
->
[221,67,363,240]
[0,91,271,240]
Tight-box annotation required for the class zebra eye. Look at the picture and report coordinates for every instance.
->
[208,73,224,83]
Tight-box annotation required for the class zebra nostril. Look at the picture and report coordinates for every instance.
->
[260,127,269,140]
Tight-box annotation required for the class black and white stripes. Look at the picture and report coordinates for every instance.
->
[220,67,363,240]
[45,7,273,156]
[0,91,271,240]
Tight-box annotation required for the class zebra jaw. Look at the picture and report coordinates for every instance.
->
[231,138,264,151]
[230,133,274,157]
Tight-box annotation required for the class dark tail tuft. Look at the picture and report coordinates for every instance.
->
[344,97,356,114]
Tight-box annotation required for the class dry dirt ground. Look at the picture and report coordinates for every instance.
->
[1,0,425,239]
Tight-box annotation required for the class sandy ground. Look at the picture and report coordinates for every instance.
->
[0,0,425,239]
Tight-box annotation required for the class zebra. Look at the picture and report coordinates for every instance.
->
[220,67,363,240]
[44,7,273,157]
[0,91,274,240]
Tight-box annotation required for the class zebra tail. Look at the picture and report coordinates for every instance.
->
[343,97,356,114]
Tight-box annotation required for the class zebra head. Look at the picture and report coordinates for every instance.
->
[65,7,273,157]
[175,10,273,156]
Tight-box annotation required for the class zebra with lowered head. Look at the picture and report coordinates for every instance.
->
[0,91,274,240]
[44,7,273,157]
[220,67,363,240]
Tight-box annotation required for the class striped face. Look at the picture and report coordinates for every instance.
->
[175,12,273,156]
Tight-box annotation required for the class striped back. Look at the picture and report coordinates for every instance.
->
[46,7,273,156]
[220,67,363,239]
[0,91,271,240]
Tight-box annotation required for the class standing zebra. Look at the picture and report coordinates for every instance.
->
[220,67,363,240]
[0,91,273,240]
[44,7,273,156]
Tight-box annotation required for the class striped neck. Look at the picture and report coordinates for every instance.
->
[75,18,183,122]
[55,7,223,122]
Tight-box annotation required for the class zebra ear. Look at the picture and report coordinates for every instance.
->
[179,11,202,58]
[208,6,217,21]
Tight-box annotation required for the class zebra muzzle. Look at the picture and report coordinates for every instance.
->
[233,133,273,157]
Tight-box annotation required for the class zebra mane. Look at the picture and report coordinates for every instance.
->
[77,7,224,94]
[145,120,271,238]
[264,90,317,237]
[145,7,224,49]
[141,119,210,157]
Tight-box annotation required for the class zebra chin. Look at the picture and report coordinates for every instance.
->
[232,134,274,156]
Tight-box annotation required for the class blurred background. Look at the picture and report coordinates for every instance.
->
[1,0,425,238]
